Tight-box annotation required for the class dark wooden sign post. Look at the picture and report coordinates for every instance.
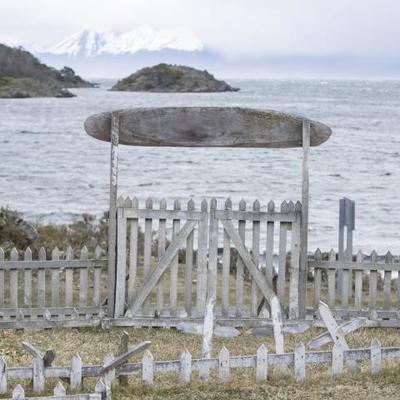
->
[85,107,332,317]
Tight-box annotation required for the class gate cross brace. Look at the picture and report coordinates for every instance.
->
[126,220,197,316]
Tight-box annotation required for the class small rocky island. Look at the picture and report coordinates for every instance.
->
[111,63,239,92]
[0,44,94,98]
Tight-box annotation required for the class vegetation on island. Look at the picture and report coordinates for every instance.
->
[111,63,239,92]
[0,44,94,98]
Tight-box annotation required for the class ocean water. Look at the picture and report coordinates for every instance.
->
[1,79,400,253]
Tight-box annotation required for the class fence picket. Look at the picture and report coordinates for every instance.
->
[79,247,88,307]
[222,199,232,317]
[371,338,381,375]
[0,357,7,394]
[53,382,66,396]
[12,384,24,399]
[208,198,218,303]
[23,248,32,307]
[332,341,344,378]
[236,199,246,317]
[0,248,4,308]
[383,252,392,310]
[156,199,166,313]
[289,203,301,319]
[196,199,208,316]
[32,356,45,393]
[185,199,195,316]
[51,247,60,308]
[369,250,378,317]
[37,247,46,307]
[70,354,83,390]
[328,249,336,308]
[294,343,306,382]
[354,251,363,310]
[251,200,261,317]
[313,249,322,311]
[170,200,181,316]
[266,201,275,291]
[10,248,18,308]
[219,346,230,383]
[93,246,102,306]
[180,350,192,384]
[65,247,74,307]
[277,202,288,301]
[128,197,139,306]
[256,344,268,382]
[142,350,154,384]
[144,198,153,283]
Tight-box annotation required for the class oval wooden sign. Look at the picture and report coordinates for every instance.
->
[84,107,331,148]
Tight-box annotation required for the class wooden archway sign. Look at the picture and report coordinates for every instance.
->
[84,107,332,317]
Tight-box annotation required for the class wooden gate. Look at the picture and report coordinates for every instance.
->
[113,196,302,325]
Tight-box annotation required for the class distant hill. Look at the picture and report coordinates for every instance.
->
[111,64,239,92]
[0,44,94,98]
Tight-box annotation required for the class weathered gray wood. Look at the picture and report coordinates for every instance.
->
[70,354,83,390]
[115,207,127,318]
[117,331,129,385]
[24,247,32,307]
[354,251,363,310]
[65,247,74,307]
[235,200,246,317]
[277,204,288,301]
[126,220,196,315]
[307,317,366,349]
[142,350,154,384]
[271,296,288,375]
[256,344,268,382]
[383,251,392,310]
[107,111,119,317]
[318,302,358,371]
[299,120,310,319]
[208,198,218,302]
[102,353,115,389]
[79,247,88,307]
[53,382,66,396]
[170,200,181,316]
[33,357,45,393]
[180,350,192,384]
[10,248,18,308]
[369,250,378,316]
[95,379,108,400]
[331,341,344,378]
[84,108,331,148]
[93,246,102,306]
[327,249,336,308]
[313,249,322,311]
[371,338,381,375]
[0,248,4,308]
[51,247,60,308]
[144,198,153,285]
[218,347,230,383]
[251,200,260,316]
[294,343,305,382]
[22,341,43,359]
[0,258,108,271]
[221,219,276,306]
[263,201,275,316]
[127,198,139,307]
[156,199,166,313]
[199,297,215,381]
[12,384,24,399]
[0,357,7,394]
[184,199,195,316]
[222,199,232,317]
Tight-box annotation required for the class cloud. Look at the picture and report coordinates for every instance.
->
[1,0,399,57]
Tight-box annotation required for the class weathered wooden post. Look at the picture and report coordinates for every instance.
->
[108,112,120,317]
[299,120,310,319]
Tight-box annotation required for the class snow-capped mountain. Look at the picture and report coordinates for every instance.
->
[45,25,203,58]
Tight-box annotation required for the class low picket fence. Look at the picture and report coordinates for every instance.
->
[0,245,107,329]
[309,249,400,325]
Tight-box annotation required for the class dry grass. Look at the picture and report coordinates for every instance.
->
[1,326,400,399]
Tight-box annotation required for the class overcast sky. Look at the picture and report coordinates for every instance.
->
[1,0,400,58]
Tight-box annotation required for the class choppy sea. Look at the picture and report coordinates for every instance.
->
[1,79,400,253]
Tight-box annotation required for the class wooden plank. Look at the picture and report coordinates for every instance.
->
[12,384,24,399]
[156,199,166,313]
[208,198,218,302]
[371,338,381,375]
[84,108,332,148]
[277,203,288,301]
[354,251,363,310]
[23,247,32,307]
[79,247,89,307]
[127,197,138,305]
[331,341,344,378]
[327,249,336,308]
[199,296,215,381]
[196,200,208,316]
[184,199,195,316]
[299,120,310,319]
[236,200,246,317]
[256,344,268,382]
[266,202,275,292]
[93,246,102,306]
[218,347,230,383]
[10,248,18,308]
[369,250,378,317]
[294,343,305,382]
[107,111,119,317]
[251,200,260,317]
[102,353,115,389]
[0,357,7,394]
[143,198,153,283]
[383,252,393,310]
[70,354,83,390]
[115,208,127,318]
[53,382,66,396]
[0,248,4,308]
[180,350,192,384]
[142,350,154,384]
[221,219,276,306]
[51,247,60,308]
[313,249,322,312]
[65,247,74,307]
[128,221,196,316]
[271,296,288,375]
[32,357,45,393]
[288,204,301,319]
[117,331,129,385]
[170,200,181,316]
[222,200,232,317]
